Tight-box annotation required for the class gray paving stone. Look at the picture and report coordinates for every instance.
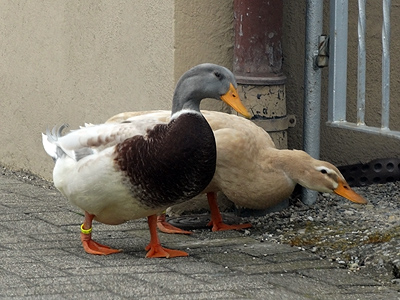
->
[298,268,382,286]
[0,283,103,297]
[231,258,337,274]
[243,287,313,300]
[262,248,326,263]
[2,262,69,278]
[196,251,267,268]
[237,241,301,256]
[136,291,248,300]
[163,260,230,275]
[0,219,65,234]
[263,273,345,296]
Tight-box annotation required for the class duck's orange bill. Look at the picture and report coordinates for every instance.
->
[220,83,251,119]
[334,179,368,204]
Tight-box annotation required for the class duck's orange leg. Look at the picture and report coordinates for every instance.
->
[206,192,252,232]
[157,213,193,235]
[145,214,189,258]
[80,211,121,255]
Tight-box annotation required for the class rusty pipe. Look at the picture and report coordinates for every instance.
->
[233,0,286,85]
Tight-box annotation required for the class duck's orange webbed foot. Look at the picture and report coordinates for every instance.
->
[80,212,121,255]
[207,192,252,232]
[157,214,193,235]
[80,226,122,255]
[206,220,252,232]
[145,243,189,258]
[146,214,189,258]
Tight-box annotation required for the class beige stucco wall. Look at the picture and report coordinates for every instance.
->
[284,1,400,166]
[0,1,175,179]
[174,0,234,113]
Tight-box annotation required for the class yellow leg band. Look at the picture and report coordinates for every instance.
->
[80,224,92,235]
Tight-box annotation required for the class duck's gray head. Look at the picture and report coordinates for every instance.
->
[171,63,251,118]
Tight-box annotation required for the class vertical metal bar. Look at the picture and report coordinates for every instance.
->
[382,0,391,129]
[302,0,324,205]
[357,0,366,125]
[328,0,349,123]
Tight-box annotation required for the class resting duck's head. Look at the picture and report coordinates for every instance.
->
[296,156,367,204]
[172,63,251,118]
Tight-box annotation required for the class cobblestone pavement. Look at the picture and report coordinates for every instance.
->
[1,172,400,299]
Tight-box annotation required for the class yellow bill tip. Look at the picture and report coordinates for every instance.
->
[334,180,368,204]
[220,84,251,119]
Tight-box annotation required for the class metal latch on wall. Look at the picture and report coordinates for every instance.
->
[316,35,329,68]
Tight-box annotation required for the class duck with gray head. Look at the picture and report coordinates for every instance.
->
[42,63,251,258]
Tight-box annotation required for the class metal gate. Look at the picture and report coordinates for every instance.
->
[303,0,394,204]
[328,0,395,137]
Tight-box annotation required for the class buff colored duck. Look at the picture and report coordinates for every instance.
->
[41,63,251,257]
[105,110,368,234]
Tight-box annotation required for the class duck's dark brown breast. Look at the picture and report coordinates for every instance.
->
[114,113,216,209]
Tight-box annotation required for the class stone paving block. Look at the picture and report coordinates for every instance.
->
[83,274,171,298]
[29,231,78,242]
[0,230,38,244]
[4,238,79,252]
[36,253,104,270]
[2,262,69,278]
[322,291,400,300]
[131,272,231,294]
[243,287,312,300]
[192,273,277,291]
[0,210,36,221]
[264,250,328,263]
[231,258,337,275]
[30,211,83,226]
[0,269,30,288]
[0,192,37,204]
[237,241,302,256]
[0,178,25,185]
[168,236,257,250]
[5,291,126,300]
[1,255,38,266]
[0,204,62,214]
[84,252,156,267]
[263,273,344,296]
[298,268,382,286]
[18,248,74,257]
[198,251,269,268]
[137,290,248,300]
[64,291,126,300]
[5,294,67,300]
[0,282,103,298]
[65,264,171,276]
[341,285,399,293]
[0,219,65,235]
[163,260,230,275]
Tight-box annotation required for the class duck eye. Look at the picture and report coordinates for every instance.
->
[214,71,222,79]
[320,169,328,174]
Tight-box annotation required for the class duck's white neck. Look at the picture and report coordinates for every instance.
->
[171,109,202,121]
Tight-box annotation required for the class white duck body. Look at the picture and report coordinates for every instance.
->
[45,112,216,225]
[50,120,164,224]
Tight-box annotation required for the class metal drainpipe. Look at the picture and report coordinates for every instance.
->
[233,0,296,216]
[233,0,286,86]
[301,0,324,205]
